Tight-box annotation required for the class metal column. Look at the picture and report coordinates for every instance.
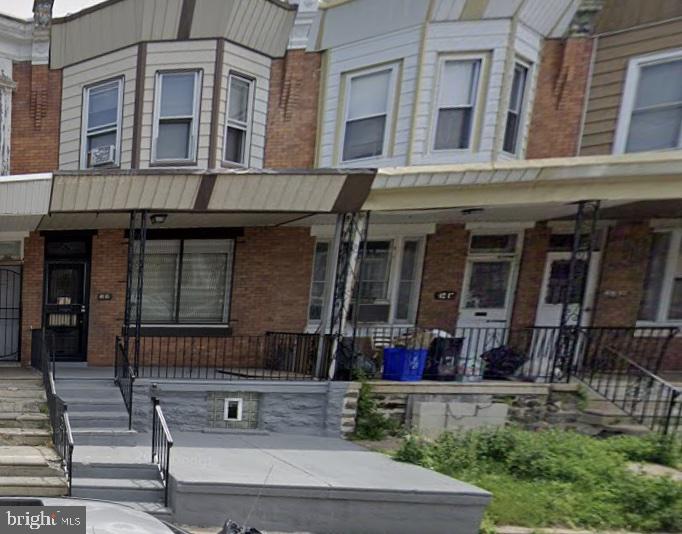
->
[123,210,148,375]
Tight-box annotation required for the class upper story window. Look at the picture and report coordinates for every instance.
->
[433,58,481,151]
[152,71,202,165]
[502,62,529,155]
[341,64,397,162]
[224,73,254,166]
[81,78,123,168]
[615,50,682,154]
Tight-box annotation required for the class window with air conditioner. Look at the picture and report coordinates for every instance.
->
[81,78,123,168]
[615,50,682,154]
[152,71,201,165]
[432,58,482,151]
[502,61,530,155]
[224,73,254,166]
[341,64,398,162]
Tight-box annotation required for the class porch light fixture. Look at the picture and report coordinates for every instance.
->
[150,213,168,224]
[461,207,484,215]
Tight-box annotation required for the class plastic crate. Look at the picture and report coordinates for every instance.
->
[382,347,428,381]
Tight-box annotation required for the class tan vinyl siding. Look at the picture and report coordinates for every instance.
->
[215,43,272,169]
[580,19,682,155]
[595,0,682,34]
[59,45,138,170]
[140,40,217,169]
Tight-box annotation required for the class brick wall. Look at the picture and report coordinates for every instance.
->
[416,225,469,330]
[526,38,593,159]
[11,63,62,174]
[264,49,321,168]
[20,232,44,365]
[230,227,315,335]
[511,224,551,328]
[87,230,128,365]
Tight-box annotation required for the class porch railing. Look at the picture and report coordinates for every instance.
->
[135,332,330,381]
[151,397,173,507]
[576,346,681,435]
[115,336,135,429]
[35,330,74,495]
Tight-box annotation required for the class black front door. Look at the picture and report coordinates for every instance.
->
[0,266,21,361]
[45,261,88,361]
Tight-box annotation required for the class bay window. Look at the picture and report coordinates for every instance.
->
[224,73,254,165]
[433,58,481,151]
[81,78,123,168]
[615,50,682,153]
[502,61,529,154]
[341,64,397,162]
[133,239,233,324]
[152,71,201,164]
[638,230,682,323]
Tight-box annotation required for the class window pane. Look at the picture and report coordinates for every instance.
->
[440,60,479,107]
[87,130,117,157]
[309,242,329,321]
[157,121,191,160]
[470,234,517,254]
[224,126,245,164]
[638,232,670,321]
[635,60,682,109]
[228,77,250,122]
[626,107,682,152]
[160,73,196,117]
[348,69,391,119]
[88,83,119,129]
[359,241,391,302]
[465,261,511,309]
[343,115,386,160]
[544,259,587,305]
[502,111,519,153]
[509,64,528,112]
[136,240,180,323]
[178,240,232,323]
[434,108,472,150]
[396,240,419,321]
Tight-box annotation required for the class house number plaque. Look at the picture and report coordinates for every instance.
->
[434,291,456,301]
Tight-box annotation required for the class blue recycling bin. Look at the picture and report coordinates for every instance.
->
[382,347,428,381]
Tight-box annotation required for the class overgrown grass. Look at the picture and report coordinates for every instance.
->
[395,428,682,532]
[351,380,401,441]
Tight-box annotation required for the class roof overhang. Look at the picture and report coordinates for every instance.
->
[49,169,376,215]
[0,173,52,232]
[365,152,682,212]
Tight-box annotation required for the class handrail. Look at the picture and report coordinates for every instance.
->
[151,397,173,507]
[114,336,135,430]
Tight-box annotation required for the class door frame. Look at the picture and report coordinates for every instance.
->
[0,265,22,362]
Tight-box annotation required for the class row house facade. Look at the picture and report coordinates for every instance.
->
[0,0,681,383]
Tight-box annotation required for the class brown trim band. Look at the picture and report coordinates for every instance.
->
[194,174,217,211]
[208,40,225,169]
[177,0,197,40]
[130,42,147,169]
[332,173,376,213]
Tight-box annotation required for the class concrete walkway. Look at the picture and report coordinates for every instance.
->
[74,431,490,534]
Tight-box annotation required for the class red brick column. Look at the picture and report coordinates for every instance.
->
[20,232,44,366]
[511,224,551,328]
[87,230,128,366]
[416,225,469,330]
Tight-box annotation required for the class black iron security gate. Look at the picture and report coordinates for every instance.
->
[0,267,21,361]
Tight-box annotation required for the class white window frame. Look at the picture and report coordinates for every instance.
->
[223,72,255,167]
[430,54,486,154]
[502,59,531,156]
[637,228,682,326]
[223,398,243,421]
[307,235,425,326]
[339,63,399,164]
[151,70,202,166]
[80,77,124,169]
[613,48,682,154]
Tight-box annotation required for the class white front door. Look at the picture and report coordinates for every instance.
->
[534,251,601,327]
[458,258,517,328]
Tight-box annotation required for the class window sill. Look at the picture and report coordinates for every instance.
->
[127,324,233,337]
[149,160,199,168]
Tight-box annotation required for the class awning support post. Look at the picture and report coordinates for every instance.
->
[123,210,147,375]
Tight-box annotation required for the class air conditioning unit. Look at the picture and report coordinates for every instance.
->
[89,145,115,167]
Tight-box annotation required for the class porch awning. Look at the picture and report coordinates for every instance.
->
[0,173,52,231]
[366,152,682,211]
[49,169,375,214]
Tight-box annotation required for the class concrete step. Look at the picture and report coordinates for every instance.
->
[0,476,67,496]
[0,388,46,399]
[0,456,64,478]
[0,378,43,388]
[72,429,138,446]
[61,398,127,413]
[69,411,130,429]
[0,399,46,414]
[0,413,49,429]
[73,462,160,480]
[115,501,172,521]
[71,477,164,502]
[0,428,51,447]
[55,386,121,400]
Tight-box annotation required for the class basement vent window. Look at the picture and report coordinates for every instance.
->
[209,392,260,430]
[224,398,243,421]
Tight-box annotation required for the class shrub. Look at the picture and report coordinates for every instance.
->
[352,380,400,441]
[605,433,681,467]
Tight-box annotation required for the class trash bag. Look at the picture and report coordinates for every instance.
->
[220,520,262,534]
[480,345,527,380]
[424,337,463,381]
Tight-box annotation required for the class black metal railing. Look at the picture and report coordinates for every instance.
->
[135,332,331,381]
[151,397,173,507]
[35,330,74,495]
[115,336,135,429]
[576,346,681,435]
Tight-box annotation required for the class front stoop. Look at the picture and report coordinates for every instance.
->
[0,367,68,496]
